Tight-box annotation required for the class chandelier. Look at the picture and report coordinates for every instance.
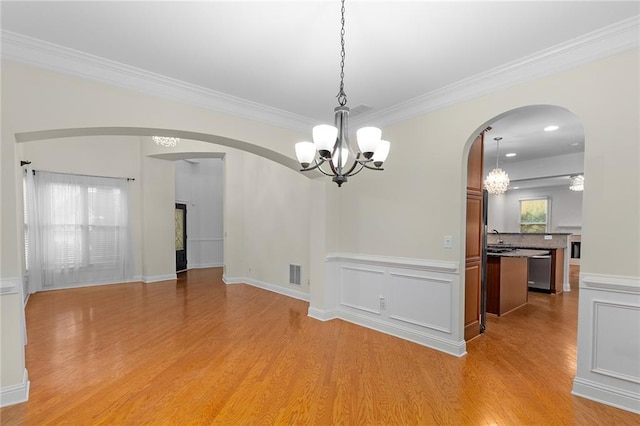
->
[569,175,584,191]
[294,0,390,187]
[484,137,510,195]
[152,136,180,147]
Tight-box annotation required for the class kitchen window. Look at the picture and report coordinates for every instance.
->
[520,197,549,233]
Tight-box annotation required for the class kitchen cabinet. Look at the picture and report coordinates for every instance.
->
[465,133,484,340]
[487,255,528,316]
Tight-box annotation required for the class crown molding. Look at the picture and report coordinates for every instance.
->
[351,15,640,128]
[2,15,639,132]
[0,30,314,134]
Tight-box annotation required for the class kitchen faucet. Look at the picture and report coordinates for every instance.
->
[491,229,504,244]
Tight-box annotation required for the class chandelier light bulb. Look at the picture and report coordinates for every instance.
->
[295,142,316,168]
[356,127,382,158]
[373,140,390,167]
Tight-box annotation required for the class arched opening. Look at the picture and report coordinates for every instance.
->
[16,126,312,294]
[463,105,585,341]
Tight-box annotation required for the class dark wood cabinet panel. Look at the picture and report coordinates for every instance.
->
[467,134,485,193]
[466,195,482,260]
[551,248,565,294]
[487,256,528,316]
[465,134,484,341]
[464,261,482,340]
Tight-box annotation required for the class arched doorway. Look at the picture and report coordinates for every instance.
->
[464,105,585,340]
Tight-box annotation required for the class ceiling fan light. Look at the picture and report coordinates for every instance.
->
[356,126,382,158]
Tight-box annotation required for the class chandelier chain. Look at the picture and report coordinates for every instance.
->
[337,0,347,106]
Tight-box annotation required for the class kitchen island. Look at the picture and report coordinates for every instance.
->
[487,233,570,293]
[487,249,549,316]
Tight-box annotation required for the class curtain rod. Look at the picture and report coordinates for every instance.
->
[24,166,135,181]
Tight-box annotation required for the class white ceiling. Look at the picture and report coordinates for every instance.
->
[1,1,639,185]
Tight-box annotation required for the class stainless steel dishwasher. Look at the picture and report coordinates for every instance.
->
[528,252,552,292]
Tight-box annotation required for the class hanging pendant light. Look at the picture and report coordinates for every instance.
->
[569,175,584,191]
[152,136,180,147]
[294,0,390,187]
[484,137,510,195]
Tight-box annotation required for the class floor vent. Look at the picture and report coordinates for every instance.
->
[289,264,301,285]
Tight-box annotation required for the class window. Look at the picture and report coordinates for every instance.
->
[520,198,549,233]
[24,171,133,289]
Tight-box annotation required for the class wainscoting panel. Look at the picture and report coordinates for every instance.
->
[340,266,384,315]
[320,253,464,357]
[387,273,453,334]
[593,302,640,383]
[572,273,640,414]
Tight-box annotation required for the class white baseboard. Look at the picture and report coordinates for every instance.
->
[0,369,29,408]
[142,273,177,283]
[307,307,338,321]
[572,377,640,415]
[222,274,242,285]
[222,275,310,302]
[190,262,224,269]
[339,309,467,357]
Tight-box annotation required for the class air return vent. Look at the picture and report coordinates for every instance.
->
[289,264,301,285]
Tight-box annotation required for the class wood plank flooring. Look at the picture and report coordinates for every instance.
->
[2,266,638,424]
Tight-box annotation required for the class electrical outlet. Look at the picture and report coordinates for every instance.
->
[544,235,553,240]
[444,235,453,249]
[379,296,386,310]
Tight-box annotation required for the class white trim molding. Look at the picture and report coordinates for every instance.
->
[573,377,640,415]
[2,16,638,132]
[326,252,459,274]
[581,273,640,294]
[572,272,640,415]
[142,274,177,284]
[307,307,338,322]
[0,30,313,134]
[222,275,310,303]
[0,369,30,408]
[0,277,21,295]
[190,262,224,269]
[318,253,466,357]
[351,15,640,128]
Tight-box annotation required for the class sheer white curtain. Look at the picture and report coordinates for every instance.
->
[25,170,134,291]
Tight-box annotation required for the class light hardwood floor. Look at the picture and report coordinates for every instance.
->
[2,266,638,424]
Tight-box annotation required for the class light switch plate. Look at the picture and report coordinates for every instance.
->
[444,235,453,249]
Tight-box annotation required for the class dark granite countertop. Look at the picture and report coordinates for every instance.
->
[488,249,550,258]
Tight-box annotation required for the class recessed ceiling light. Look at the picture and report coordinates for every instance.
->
[570,142,580,146]
[505,153,517,157]
[512,186,520,189]
[544,125,559,132]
